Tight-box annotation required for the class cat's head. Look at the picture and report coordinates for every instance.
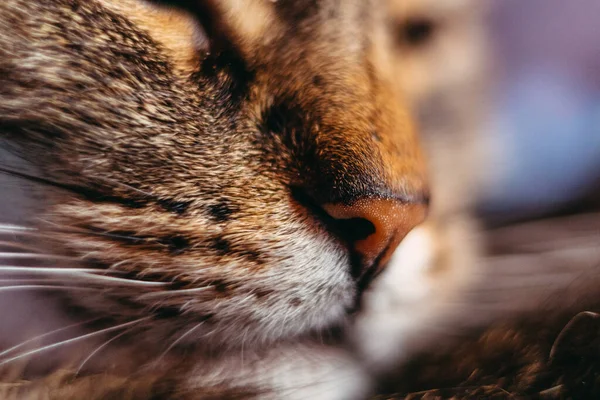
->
[0,0,428,350]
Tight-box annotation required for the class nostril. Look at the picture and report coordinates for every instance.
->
[328,216,377,280]
[333,217,375,244]
[291,187,374,244]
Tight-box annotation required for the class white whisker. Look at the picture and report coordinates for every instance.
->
[0,252,74,260]
[0,224,35,232]
[75,328,134,375]
[0,279,65,284]
[0,317,151,367]
[240,326,250,369]
[0,267,165,286]
[0,266,111,274]
[154,322,204,366]
[0,230,46,238]
[137,286,212,299]
[105,179,156,198]
[0,224,140,243]
[77,274,168,286]
[0,318,101,358]
[0,285,100,293]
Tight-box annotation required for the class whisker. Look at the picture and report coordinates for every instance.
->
[0,252,74,260]
[43,226,142,242]
[75,327,135,376]
[0,229,46,239]
[0,224,35,232]
[153,322,205,367]
[35,220,172,245]
[0,166,137,208]
[0,267,168,287]
[103,178,156,199]
[0,318,102,358]
[74,274,169,287]
[0,285,101,293]
[0,266,114,274]
[0,279,66,284]
[549,311,600,361]
[137,286,212,299]
[85,231,145,242]
[0,317,151,367]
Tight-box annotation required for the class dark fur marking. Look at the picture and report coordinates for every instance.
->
[207,199,239,222]
[158,198,192,215]
[158,235,191,255]
[238,249,264,265]
[259,100,316,161]
[312,74,324,87]
[209,237,265,265]
[213,279,228,293]
[289,298,302,307]
[154,307,182,319]
[254,288,274,299]
[211,237,231,255]
[82,227,190,255]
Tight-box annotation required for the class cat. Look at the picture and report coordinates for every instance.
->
[0,0,501,398]
[0,0,441,398]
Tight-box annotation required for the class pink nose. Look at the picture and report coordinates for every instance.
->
[323,198,427,279]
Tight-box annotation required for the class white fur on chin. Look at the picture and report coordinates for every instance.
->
[352,224,439,371]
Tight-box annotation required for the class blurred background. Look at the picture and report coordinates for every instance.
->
[481,0,600,224]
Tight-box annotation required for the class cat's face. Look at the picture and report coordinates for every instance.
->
[0,0,428,350]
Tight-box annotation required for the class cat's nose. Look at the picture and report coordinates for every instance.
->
[322,198,427,281]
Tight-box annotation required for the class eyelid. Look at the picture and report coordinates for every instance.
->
[190,16,210,55]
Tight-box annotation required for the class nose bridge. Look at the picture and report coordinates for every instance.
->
[377,101,430,202]
[367,54,429,197]
[304,62,430,282]
[306,77,428,206]
[264,27,428,204]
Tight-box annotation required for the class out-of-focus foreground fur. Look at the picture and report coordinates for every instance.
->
[375,1,600,398]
